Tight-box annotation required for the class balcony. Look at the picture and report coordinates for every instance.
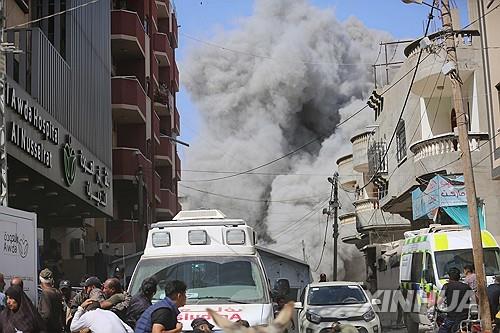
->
[153,87,171,116]
[350,130,371,173]
[175,153,181,180]
[112,77,147,123]
[404,30,479,97]
[354,198,410,231]
[112,147,151,181]
[154,172,161,203]
[173,107,180,135]
[152,58,159,88]
[409,132,489,169]
[172,63,179,92]
[156,0,169,19]
[171,12,178,48]
[111,10,145,58]
[339,212,359,245]
[336,154,356,189]
[157,188,177,218]
[155,136,173,166]
[153,111,160,143]
[153,33,172,67]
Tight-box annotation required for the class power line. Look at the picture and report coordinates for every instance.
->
[181,32,389,67]
[6,0,102,30]
[182,52,434,183]
[354,5,437,194]
[179,183,325,203]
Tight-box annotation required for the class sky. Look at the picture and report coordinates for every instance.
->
[174,0,468,152]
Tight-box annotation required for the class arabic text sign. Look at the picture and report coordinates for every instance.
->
[412,175,467,220]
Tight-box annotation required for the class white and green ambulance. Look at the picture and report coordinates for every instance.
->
[399,224,500,332]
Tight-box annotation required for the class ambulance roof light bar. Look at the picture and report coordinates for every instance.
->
[173,209,227,221]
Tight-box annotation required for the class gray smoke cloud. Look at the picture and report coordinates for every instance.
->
[181,0,391,280]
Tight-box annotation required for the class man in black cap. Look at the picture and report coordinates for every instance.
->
[59,280,75,332]
[70,276,105,317]
[191,318,215,333]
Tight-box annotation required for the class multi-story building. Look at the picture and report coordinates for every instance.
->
[337,0,500,270]
[2,0,113,282]
[109,0,181,255]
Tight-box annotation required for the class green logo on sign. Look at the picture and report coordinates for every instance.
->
[63,136,77,186]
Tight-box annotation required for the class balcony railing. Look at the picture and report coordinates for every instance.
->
[170,12,178,48]
[172,63,179,92]
[350,131,372,173]
[112,76,147,123]
[173,107,180,135]
[153,111,160,143]
[158,188,177,216]
[113,147,151,180]
[153,32,172,67]
[111,10,145,58]
[156,0,169,19]
[336,154,356,188]
[155,136,173,166]
[409,132,489,161]
[367,141,388,178]
[154,171,161,202]
[175,153,181,180]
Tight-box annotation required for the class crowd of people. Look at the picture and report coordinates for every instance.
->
[0,269,260,333]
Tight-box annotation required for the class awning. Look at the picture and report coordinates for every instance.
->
[442,205,486,230]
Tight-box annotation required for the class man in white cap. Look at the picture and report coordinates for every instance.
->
[38,267,64,332]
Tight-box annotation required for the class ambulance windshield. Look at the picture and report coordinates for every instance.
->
[129,256,269,304]
[435,248,500,278]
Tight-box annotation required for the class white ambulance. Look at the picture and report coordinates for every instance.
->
[128,210,274,329]
[399,224,500,332]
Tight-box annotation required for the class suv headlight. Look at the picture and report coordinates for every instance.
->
[306,311,322,324]
[362,309,376,322]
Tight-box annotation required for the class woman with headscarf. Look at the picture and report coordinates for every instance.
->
[0,285,45,333]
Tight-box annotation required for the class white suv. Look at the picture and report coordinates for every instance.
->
[295,282,381,333]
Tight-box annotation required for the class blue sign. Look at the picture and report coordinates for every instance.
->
[412,175,467,220]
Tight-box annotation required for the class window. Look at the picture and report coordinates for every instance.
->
[425,253,436,284]
[396,120,407,162]
[410,252,423,282]
[128,256,268,304]
[307,285,367,306]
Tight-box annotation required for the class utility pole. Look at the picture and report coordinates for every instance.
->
[328,172,340,281]
[441,0,491,330]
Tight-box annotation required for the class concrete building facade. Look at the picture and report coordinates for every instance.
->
[109,0,182,256]
[337,0,500,248]
[3,0,113,283]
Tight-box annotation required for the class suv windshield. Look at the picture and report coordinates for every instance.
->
[435,248,500,278]
[129,256,268,304]
[307,285,367,306]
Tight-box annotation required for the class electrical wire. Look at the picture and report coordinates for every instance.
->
[179,183,325,203]
[311,180,335,272]
[182,32,389,67]
[182,51,434,183]
[6,0,102,30]
[353,4,437,194]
